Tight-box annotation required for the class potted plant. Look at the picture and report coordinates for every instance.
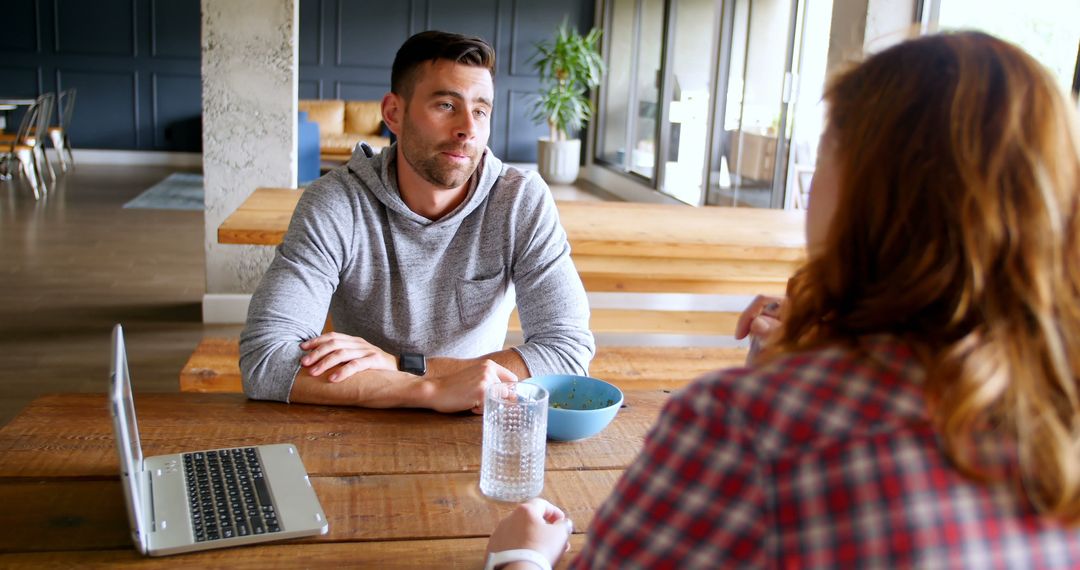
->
[531,20,605,185]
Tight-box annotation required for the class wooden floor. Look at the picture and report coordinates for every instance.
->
[0,163,615,427]
[0,164,242,426]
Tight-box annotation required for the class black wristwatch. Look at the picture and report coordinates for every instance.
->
[398,352,427,376]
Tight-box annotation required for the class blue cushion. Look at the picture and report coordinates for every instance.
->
[297,111,320,184]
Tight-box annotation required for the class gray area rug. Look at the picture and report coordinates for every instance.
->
[123,173,204,211]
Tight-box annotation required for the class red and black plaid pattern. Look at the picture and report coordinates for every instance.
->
[569,336,1080,569]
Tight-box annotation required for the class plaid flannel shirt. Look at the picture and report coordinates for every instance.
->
[569,336,1080,569]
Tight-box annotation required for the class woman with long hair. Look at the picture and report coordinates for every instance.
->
[485,31,1080,568]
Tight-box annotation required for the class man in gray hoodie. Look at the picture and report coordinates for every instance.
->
[240,30,595,413]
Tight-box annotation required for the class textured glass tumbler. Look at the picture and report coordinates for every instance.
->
[479,382,549,502]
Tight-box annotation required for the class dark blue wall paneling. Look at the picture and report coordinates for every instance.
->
[0,67,40,98]
[301,0,593,162]
[55,0,136,57]
[151,0,201,59]
[0,0,593,160]
[59,69,138,148]
[152,73,202,149]
[0,0,202,151]
[0,0,39,53]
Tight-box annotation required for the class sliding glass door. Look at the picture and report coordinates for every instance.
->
[596,0,665,182]
[657,0,720,204]
[593,0,808,208]
[708,0,800,208]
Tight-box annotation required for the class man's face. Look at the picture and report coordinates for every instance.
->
[394,60,494,189]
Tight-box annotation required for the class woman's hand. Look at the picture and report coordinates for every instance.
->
[487,498,574,567]
[735,295,785,364]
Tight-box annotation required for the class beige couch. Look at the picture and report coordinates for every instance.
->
[299,99,392,161]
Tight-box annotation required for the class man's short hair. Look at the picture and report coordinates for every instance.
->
[391,31,495,98]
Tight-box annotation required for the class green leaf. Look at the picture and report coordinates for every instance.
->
[529,17,606,139]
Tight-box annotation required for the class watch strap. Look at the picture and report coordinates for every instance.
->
[484,548,552,570]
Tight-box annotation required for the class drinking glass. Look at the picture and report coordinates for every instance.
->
[479,382,549,502]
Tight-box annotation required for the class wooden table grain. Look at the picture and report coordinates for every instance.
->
[0,391,667,567]
[218,187,806,294]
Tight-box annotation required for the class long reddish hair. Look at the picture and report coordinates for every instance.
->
[772,32,1080,521]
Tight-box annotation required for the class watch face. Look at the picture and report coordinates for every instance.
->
[400,353,426,375]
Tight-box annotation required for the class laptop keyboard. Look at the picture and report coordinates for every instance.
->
[183,448,282,542]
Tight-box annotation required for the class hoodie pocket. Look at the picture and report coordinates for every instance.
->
[456,270,507,328]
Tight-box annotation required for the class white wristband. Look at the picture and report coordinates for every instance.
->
[484,548,553,570]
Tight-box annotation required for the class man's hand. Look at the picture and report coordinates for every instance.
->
[487,498,573,568]
[300,332,397,382]
[422,360,518,414]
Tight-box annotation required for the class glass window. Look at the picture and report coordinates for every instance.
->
[931,0,1080,95]
[597,0,636,170]
[630,0,665,180]
[711,0,798,208]
[659,0,718,204]
[784,0,833,210]
[597,0,665,182]
[592,0,822,209]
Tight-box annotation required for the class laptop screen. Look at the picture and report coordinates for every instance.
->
[109,324,149,553]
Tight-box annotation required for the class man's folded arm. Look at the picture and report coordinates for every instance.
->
[288,367,426,407]
[426,348,531,379]
[288,352,522,412]
[239,186,350,402]
[509,177,596,377]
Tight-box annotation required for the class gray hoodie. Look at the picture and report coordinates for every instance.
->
[240,145,595,402]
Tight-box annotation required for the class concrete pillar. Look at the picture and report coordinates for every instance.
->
[864,0,920,53]
[827,0,918,73]
[200,0,297,322]
[827,0,868,70]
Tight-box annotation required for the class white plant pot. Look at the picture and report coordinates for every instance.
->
[536,138,581,185]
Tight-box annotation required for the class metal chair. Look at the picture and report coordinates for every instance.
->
[48,88,76,171]
[1,93,55,198]
[31,93,57,187]
[0,97,46,199]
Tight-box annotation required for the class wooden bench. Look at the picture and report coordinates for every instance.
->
[181,291,749,394]
[181,296,751,394]
[182,300,748,393]
[181,337,747,393]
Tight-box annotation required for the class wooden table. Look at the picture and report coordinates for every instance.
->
[218,187,806,294]
[0,98,34,132]
[0,390,667,567]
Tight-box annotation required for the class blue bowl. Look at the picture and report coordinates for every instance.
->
[527,375,624,441]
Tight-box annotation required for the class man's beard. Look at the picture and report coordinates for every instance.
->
[399,118,482,189]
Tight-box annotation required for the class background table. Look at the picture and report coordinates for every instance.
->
[0,104,14,131]
[218,187,806,294]
[0,98,36,131]
[0,390,667,567]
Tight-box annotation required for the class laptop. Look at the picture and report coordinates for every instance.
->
[109,324,329,556]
